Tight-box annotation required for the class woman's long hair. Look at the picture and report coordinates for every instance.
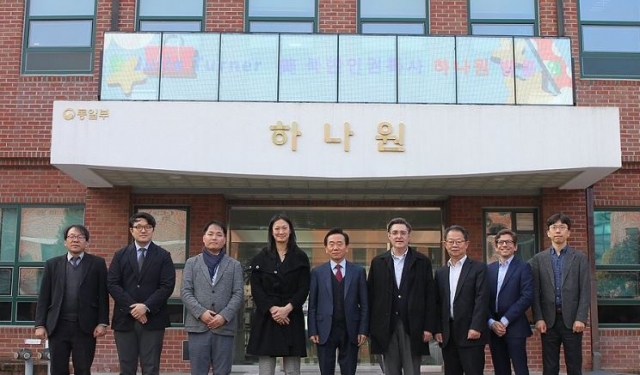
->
[267,213,298,252]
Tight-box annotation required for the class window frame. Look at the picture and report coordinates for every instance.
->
[593,208,640,327]
[358,0,429,35]
[22,0,97,74]
[482,208,539,264]
[245,0,318,33]
[136,0,206,32]
[134,205,190,326]
[468,0,538,36]
[0,204,85,325]
[578,0,640,78]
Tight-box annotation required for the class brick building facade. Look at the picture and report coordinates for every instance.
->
[1,0,639,373]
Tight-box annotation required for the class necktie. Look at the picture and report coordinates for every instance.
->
[138,248,146,271]
[335,264,343,283]
[71,257,80,268]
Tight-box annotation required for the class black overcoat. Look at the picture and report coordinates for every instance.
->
[367,247,436,356]
[246,245,310,357]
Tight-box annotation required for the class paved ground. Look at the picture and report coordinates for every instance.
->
[91,367,635,375]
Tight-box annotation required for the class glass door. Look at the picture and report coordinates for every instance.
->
[228,207,443,367]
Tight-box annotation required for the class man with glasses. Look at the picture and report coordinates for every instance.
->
[434,225,489,375]
[486,229,533,375]
[367,218,436,375]
[530,213,590,375]
[35,225,109,375]
[108,212,176,375]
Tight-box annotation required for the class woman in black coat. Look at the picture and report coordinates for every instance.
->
[247,213,310,375]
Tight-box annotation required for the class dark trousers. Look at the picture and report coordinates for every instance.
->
[49,320,96,375]
[442,320,485,375]
[489,332,529,375]
[541,314,583,375]
[114,322,166,375]
[317,323,359,375]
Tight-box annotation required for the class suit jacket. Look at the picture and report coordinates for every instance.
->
[308,261,369,345]
[487,256,533,338]
[367,248,436,356]
[181,251,244,336]
[35,253,109,336]
[107,242,176,331]
[435,256,489,348]
[529,247,590,329]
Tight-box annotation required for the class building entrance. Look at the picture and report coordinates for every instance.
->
[228,207,444,368]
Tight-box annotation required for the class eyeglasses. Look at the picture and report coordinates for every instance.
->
[496,240,515,246]
[66,235,86,241]
[132,225,154,231]
[444,240,466,246]
[390,231,409,236]
[549,225,569,231]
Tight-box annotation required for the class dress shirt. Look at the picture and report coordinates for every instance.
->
[391,248,408,287]
[66,252,85,263]
[448,255,467,319]
[550,246,567,308]
[488,255,513,328]
[330,259,347,279]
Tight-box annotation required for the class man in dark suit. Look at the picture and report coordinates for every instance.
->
[435,225,489,375]
[487,229,533,375]
[308,228,369,375]
[530,213,590,375]
[107,212,176,375]
[34,225,109,375]
[368,218,436,375]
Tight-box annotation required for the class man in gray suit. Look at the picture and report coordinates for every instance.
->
[181,220,244,375]
[530,213,590,375]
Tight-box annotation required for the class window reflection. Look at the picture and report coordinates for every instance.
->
[18,207,84,262]
[0,268,12,295]
[136,208,188,265]
[172,268,183,299]
[596,271,639,299]
[0,208,18,262]
[484,210,538,263]
[19,267,44,296]
[594,210,640,325]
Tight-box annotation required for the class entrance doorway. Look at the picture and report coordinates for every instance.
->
[228,207,444,367]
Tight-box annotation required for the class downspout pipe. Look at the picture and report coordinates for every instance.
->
[110,0,119,31]
[557,0,565,36]
[586,186,601,370]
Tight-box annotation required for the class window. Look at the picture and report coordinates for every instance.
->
[134,207,189,325]
[22,0,96,74]
[484,209,539,263]
[359,0,428,35]
[470,0,536,36]
[0,206,84,324]
[594,210,640,326]
[137,0,204,32]
[246,0,316,33]
[579,0,640,78]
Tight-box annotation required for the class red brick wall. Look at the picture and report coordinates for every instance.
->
[319,0,357,33]
[206,0,245,32]
[430,0,468,35]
